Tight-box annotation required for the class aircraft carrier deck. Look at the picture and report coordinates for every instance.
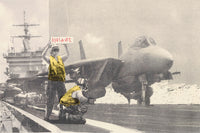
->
[1,101,200,133]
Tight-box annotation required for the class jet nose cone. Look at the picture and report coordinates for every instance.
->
[145,46,174,72]
[166,58,173,69]
[161,49,174,70]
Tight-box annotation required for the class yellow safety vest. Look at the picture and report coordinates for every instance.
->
[48,56,66,81]
[60,85,81,107]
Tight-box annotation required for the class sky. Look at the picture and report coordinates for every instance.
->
[0,0,200,84]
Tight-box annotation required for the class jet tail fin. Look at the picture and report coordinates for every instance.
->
[79,40,86,60]
[118,41,123,58]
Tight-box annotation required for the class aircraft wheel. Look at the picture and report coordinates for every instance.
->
[137,98,142,105]
[146,87,153,97]
[137,97,150,106]
[145,96,150,106]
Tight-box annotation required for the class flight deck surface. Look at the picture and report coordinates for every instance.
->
[10,103,200,133]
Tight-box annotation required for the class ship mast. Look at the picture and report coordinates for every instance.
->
[11,11,41,52]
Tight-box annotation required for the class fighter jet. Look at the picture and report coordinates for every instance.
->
[38,36,175,106]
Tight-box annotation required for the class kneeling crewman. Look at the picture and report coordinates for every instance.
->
[59,77,88,124]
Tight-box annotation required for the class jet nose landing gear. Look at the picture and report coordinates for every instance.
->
[138,74,153,106]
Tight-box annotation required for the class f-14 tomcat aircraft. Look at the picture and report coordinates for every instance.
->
[38,36,176,106]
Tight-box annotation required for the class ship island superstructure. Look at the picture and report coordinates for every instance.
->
[3,12,47,92]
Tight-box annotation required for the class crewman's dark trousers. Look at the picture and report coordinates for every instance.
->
[45,80,66,119]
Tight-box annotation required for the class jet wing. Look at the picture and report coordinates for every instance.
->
[65,58,123,85]
[37,58,123,85]
[34,58,123,99]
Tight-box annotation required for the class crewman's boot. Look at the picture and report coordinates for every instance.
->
[43,117,49,121]
[68,114,86,124]
[58,105,66,121]
[44,106,51,121]
[80,117,86,124]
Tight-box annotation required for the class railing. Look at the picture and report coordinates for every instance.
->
[5,51,43,57]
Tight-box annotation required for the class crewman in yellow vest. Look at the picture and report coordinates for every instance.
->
[59,69,88,124]
[42,42,69,121]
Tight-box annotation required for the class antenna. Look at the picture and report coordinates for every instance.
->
[13,11,40,35]
[11,11,41,52]
[24,10,26,24]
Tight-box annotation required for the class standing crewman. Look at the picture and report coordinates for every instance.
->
[42,42,69,121]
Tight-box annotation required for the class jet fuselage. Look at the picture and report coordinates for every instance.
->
[118,45,173,78]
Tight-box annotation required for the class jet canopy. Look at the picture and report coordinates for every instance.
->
[130,36,156,49]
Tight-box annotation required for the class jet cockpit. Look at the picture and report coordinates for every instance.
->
[130,36,156,49]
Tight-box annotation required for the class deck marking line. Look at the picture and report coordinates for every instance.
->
[28,105,143,133]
